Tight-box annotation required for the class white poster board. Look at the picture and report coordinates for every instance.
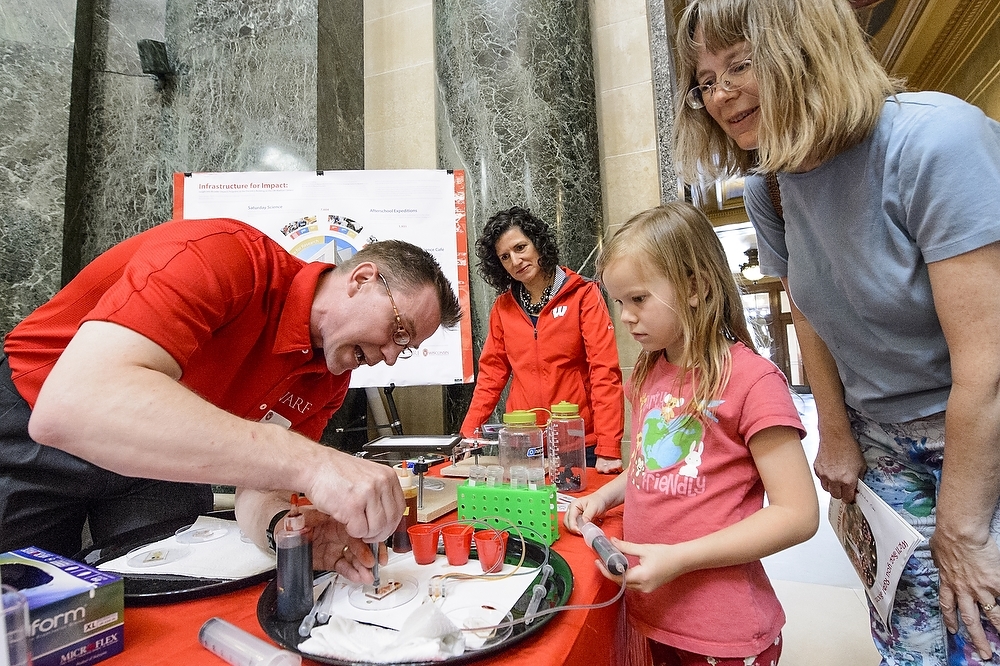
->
[172,169,474,388]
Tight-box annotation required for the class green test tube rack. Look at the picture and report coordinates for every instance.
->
[457,481,559,545]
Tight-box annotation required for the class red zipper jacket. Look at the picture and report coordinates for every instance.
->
[460,268,624,459]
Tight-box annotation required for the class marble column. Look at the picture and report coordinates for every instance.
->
[647,0,680,203]
[0,0,76,337]
[317,0,367,450]
[318,0,365,171]
[436,0,604,430]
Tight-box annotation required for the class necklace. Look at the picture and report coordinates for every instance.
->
[519,280,554,316]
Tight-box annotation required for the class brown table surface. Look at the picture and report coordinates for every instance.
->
[101,468,624,666]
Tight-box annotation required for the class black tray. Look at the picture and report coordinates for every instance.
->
[257,537,572,665]
[75,510,275,606]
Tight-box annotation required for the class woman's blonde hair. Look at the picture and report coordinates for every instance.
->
[673,0,906,181]
[597,202,756,418]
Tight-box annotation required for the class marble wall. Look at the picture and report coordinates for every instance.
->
[0,0,76,337]
[647,0,680,204]
[437,0,603,279]
[318,0,365,170]
[436,0,605,428]
[68,0,320,271]
[2,0,365,334]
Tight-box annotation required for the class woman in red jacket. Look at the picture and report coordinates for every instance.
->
[460,206,625,472]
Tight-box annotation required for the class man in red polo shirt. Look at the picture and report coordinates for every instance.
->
[0,218,462,577]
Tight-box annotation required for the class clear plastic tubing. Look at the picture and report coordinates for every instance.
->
[199,617,302,666]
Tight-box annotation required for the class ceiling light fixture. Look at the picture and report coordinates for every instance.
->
[740,248,763,282]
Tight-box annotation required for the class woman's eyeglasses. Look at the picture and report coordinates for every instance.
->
[378,274,414,359]
[686,58,753,109]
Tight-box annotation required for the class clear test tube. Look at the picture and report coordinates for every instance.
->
[527,467,545,490]
[468,465,488,487]
[509,465,528,489]
[199,617,302,666]
[485,465,504,487]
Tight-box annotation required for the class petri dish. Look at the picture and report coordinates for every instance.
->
[445,605,514,650]
[175,524,230,544]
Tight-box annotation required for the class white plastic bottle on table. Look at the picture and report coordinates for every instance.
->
[547,401,586,492]
[498,409,545,483]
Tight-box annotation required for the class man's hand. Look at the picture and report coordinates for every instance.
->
[304,450,405,544]
[235,488,389,585]
[305,509,386,585]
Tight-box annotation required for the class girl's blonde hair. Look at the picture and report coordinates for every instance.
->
[597,202,756,417]
[673,0,906,181]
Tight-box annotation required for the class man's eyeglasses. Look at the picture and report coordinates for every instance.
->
[685,58,753,109]
[378,274,414,359]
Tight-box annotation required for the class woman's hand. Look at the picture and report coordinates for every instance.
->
[595,457,623,474]
[931,526,1000,660]
[812,432,866,502]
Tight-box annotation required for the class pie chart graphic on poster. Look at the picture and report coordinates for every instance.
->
[282,214,364,263]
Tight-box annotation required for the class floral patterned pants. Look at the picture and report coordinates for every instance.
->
[850,409,1000,665]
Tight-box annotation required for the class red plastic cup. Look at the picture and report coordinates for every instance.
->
[407,524,440,565]
[473,530,509,573]
[441,524,474,566]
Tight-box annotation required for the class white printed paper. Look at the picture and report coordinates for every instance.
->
[829,479,923,627]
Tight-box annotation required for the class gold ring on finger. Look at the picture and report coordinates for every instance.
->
[983,602,996,612]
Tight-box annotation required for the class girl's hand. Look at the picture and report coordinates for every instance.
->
[563,494,609,534]
[611,538,682,593]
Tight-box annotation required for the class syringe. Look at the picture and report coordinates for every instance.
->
[576,517,629,575]
[523,563,554,625]
[199,617,301,666]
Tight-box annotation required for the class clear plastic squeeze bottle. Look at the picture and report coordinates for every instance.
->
[498,409,545,484]
[548,401,587,492]
[274,501,314,622]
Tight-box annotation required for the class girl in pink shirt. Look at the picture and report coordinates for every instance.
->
[565,203,819,665]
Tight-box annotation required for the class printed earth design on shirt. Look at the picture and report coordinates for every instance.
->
[630,394,721,486]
